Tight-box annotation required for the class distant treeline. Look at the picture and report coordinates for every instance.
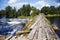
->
[0,4,60,18]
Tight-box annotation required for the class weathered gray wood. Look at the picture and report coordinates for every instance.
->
[17,35,28,40]
[27,25,37,40]
[9,13,60,40]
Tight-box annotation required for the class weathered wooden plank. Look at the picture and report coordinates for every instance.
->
[9,13,60,40]
[17,35,28,40]
[16,31,30,34]
[27,25,37,40]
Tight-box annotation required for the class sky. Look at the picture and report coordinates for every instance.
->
[0,0,60,10]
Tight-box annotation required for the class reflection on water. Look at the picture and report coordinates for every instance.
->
[0,17,27,35]
[47,16,60,38]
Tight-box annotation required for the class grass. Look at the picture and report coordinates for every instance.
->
[16,15,37,37]
[46,14,60,17]
[18,15,35,19]
[22,16,36,31]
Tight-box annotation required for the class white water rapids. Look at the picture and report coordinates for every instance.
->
[0,18,28,35]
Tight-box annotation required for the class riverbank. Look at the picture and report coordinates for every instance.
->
[46,14,60,17]
[17,14,60,19]
[16,15,37,37]
[18,16,35,19]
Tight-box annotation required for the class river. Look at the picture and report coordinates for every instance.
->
[0,17,28,35]
[0,16,60,38]
[47,16,60,38]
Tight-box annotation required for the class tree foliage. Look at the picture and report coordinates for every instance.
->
[41,6,49,15]
[31,7,40,16]
[17,4,31,16]
[0,5,60,18]
[41,6,59,15]
[57,6,60,14]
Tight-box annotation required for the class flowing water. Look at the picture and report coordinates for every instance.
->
[0,17,27,35]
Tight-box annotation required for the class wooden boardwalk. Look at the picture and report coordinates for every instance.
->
[9,14,60,40]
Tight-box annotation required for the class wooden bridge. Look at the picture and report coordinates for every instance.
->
[6,13,60,40]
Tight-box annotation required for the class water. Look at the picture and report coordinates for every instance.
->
[0,16,60,38]
[0,17,27,35]
[47,16,60,38]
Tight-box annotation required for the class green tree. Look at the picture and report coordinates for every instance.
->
[41,6,49,15]
[17,4,31,16]
[0,10,6,16]
[5,6,12,18]
[11,7,17,18]
[41,6,57,15]
[48,6,57,14]
[31,7,40,16]
[57,6,60,14]
[25,4,31,16]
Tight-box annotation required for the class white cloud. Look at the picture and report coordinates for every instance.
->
[8,2,28,10]
[7,0,50,10]
[30,0,50,9]
[8,0,17,4]
[1,0,60,10]
[57,3,60,6]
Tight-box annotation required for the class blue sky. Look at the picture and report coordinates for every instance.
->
[0,0,60,10]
